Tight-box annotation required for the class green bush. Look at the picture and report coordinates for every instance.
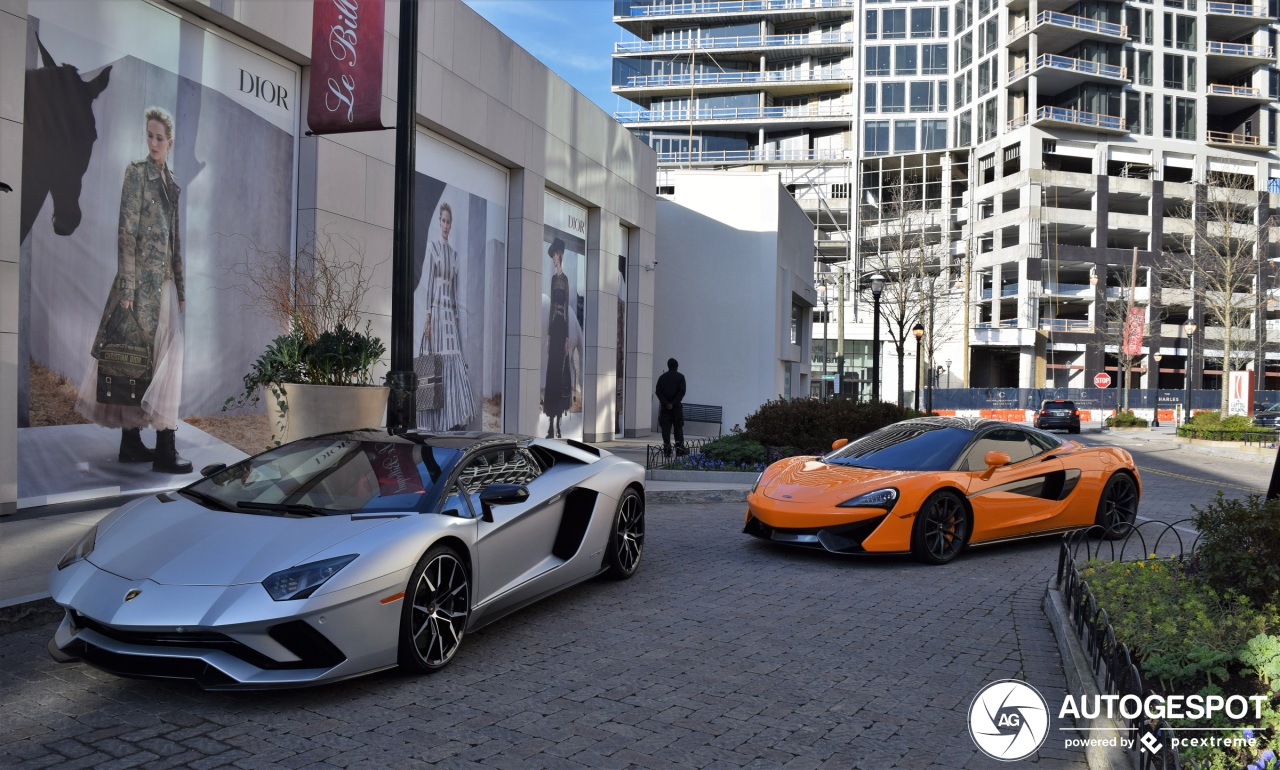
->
[1179,411,1259,439]
[699,434,769,466]
[1191,493,1280,607]
[742,399,918,455]
[1105,410,1149,428]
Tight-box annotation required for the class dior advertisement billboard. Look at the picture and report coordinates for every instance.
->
[18,0,297,505]
[540,192,588,441]
[412,131,508,433]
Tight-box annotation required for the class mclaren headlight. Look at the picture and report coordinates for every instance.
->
[837,488,898,511]
[750,472,763,494]
[263,555,358,601]
[57,526,98,570]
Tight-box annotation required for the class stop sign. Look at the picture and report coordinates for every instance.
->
[1094,372,1112,388]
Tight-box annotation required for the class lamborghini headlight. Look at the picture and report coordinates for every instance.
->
[837,488,898,511]
[263,555,358,601]
[57,526,98,570]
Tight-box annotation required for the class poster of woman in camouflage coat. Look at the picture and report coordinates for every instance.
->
[75,106,191,474]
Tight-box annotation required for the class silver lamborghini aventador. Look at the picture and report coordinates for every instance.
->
[48,430,645,689]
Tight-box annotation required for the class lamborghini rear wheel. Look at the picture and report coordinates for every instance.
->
[911,490,970,565]
[604,488,645,579]
[1095,471,1139,540]
[398,545,471,673]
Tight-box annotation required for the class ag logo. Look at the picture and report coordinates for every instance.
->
[968,679,1050,761]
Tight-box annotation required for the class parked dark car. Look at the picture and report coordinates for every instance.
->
[1034,399,1081,434]
[1255,403,1280,429]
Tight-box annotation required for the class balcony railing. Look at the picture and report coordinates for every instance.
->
[1010,11,1126,39]
[1205,1,1268,18]
[1041,281,1094,297]
[976,318,1021,328]
[1207,82,1263,97]
[979,286,1020,299]
[620,69,853,89]
[1040,318,1093,332]
[1008,53,1127,81]
[615,32,855,54]
[1207,129,1263,145]
[616,0,854,17]
[655,148,849,164]
[1008,105,1126,131]
[616,104,851,122]
[1206,40,1274,57]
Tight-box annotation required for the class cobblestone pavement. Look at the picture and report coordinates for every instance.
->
[1,500,1085,770]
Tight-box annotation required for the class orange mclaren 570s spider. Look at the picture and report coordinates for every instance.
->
[743,417,1141,564]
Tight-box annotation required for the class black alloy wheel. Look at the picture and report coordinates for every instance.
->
[911,490,970,565]
[1095,472,1139,540]
[398,545,470,672]
[604,488,645,579]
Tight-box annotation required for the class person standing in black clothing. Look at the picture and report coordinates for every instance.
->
[655,358,686,455]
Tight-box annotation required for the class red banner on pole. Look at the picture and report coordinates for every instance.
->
[307,0,386,135]
[1123,305,1146,356]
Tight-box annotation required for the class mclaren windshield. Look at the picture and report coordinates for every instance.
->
[823,422,975,472]
[184,435,461,515]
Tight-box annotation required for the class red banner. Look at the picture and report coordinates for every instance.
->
[307,0,386,135]
[1122,306,1146,356]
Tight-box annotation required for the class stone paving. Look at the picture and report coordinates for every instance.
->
[0,500,1085,769]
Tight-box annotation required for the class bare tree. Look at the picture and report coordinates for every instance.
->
[861,183,951,407]
[1161,172,1272,412]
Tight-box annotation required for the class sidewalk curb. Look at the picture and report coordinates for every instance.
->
[0,597,61,636]
[647,489,748,504]
[1044,582,1135,770]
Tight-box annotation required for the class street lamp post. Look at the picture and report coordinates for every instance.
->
[912,323,924,411]
[871,274,885,403]
[946,359,952,390]
[819,283,830,398]
[1183,320,1198,422]
[1151,353,1162,428]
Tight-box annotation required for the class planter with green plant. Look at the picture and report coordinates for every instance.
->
[223,231,388,444]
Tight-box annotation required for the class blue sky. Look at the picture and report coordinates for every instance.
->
[462,0,629,116]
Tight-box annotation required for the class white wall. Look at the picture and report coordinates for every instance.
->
[654,171,814,433]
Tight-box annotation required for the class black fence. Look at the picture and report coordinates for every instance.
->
[645,437,717,470]
[1056,522,1214,770]
[931,388,1280,412]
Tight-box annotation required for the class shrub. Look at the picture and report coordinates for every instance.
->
[1191,493,1280,606]
[1179,411,1259,440]
[1105,410,1148,428]
[742,399,918,455]
[699,434,768,466]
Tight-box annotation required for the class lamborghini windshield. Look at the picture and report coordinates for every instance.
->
[823,421,974,472]
[185,435,461,515]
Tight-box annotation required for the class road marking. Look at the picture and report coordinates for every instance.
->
[1135,464,1265,494]
[1135,515,1200,537]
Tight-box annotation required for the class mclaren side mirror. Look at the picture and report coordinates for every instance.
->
[831,438,849,450]
[981,451,1011,480]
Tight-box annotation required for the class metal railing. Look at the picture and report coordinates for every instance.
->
[1009,54,1127,82]
[1206,129,1263,146]
[1206,40,1274,57]
[621,69,853,89]
[1010,11,1126,38]
[614,31,855,54]
[1039,318,1093,332]
[616,104,851,123]
[1008,105,1126,131]
[654,148,849,164]
[617,0,854,18]
[1056,521,1207,770]
[1207,83,1263,97]
[645,437,718,469]
[1205,0,1269,18]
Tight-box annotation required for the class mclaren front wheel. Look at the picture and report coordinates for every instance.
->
[911,490,970,565]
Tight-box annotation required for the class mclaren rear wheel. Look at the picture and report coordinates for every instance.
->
[911,490,970,565]
[604,488,645,579]
[398,545,471,673]
[1095,471,1139,540]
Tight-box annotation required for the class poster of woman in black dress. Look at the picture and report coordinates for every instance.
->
[543,238,572,438]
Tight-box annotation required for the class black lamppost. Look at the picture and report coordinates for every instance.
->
[871,274,885,403]
[819,282,830,397]
[1151,353,1162,428]
[1183,320,1198,421]
[912,323,924,411]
